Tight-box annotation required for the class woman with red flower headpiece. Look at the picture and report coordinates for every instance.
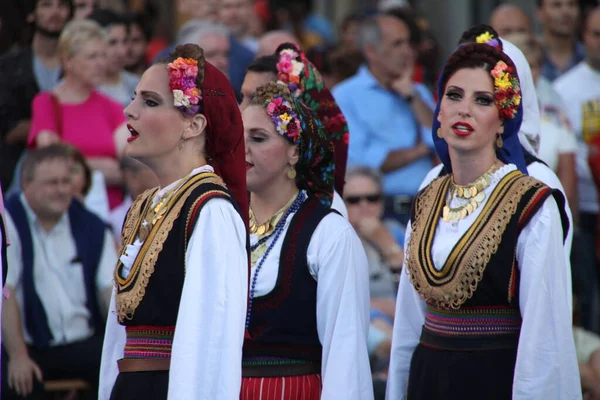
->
[241,82,373,400]
[386,41,579,399]
[98,43,249,400]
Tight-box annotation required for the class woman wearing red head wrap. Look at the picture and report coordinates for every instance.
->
[98,44,249,400]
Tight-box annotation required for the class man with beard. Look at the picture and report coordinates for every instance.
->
[0,0,73,194]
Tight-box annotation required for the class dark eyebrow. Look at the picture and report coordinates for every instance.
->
[474,91,494,97]
[139,90,163,100]
[249,128,270,135]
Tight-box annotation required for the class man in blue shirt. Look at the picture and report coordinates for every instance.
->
[333,13,435,224]
[536,0,585,81]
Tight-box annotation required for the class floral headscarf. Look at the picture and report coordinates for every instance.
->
[257,85,335,206]
[274,43,349,196]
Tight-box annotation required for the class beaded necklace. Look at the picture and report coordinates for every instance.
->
[245,191,306,329]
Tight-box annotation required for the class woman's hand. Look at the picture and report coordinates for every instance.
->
[35,131,60,148]
[87,157,123,186]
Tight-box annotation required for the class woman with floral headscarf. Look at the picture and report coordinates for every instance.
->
[241,82,373,400]
[386,41,579,399]
[98,43,249,400]
[240,42,350,216]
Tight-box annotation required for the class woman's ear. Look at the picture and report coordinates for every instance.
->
[184,113,208,140]
[287,143,300,167]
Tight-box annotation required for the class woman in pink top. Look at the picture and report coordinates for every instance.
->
[28,19,129,209]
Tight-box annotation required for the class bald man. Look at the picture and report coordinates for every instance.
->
[256,30,299,56]
[489,3,532,37]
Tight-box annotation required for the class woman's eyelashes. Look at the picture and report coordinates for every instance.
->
[445,90,494,106]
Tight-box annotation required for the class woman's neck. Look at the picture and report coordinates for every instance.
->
[57,75,93,103]
[250,180,299,224]
[450,150,498,185]
[145,153,207,189]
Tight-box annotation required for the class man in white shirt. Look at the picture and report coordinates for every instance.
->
[1,145,117,399]
[554,6,600,332]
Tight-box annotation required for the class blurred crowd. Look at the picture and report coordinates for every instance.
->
[1,0,600,399]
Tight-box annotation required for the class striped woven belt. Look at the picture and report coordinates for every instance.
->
[242,357,321,377]
[124,325,175,359]
[421,305,522,351]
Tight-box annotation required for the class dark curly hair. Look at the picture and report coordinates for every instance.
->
[439,42,518,95]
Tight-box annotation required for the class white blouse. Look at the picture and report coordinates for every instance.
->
[99,165,248,400]
[386,165,581,400]
[249,195,374,400]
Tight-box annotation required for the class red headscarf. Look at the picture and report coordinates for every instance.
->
[202,62,249,226]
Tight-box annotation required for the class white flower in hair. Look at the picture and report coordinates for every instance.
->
[173,89,190,107]
[291,60,304,76]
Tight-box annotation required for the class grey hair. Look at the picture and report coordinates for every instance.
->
[345,166,384,191]
[176,19,230,46]
[358,16,382,52]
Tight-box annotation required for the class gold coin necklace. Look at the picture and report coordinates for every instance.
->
[138,170,193,241]
[250,190,300,266]
[442,162,499,223]
[249,190,299,237]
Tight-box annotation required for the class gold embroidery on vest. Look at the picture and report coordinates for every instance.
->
[115,173,226,322]
[406,171,544,309]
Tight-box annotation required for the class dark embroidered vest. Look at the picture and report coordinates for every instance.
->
[408,171,567,350]
[243,197,333,363]
[115,173,235,326]
[5,196,106,349]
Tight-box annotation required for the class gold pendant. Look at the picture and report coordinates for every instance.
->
[256,224,267,236]
[139,224,150,242]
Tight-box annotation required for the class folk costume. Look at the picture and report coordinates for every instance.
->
[241,91,373,400]
[386,42,580,400]
[273,43,350,197]
[98,60,249,400]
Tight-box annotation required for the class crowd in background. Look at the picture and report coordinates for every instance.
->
[1,0,600,398]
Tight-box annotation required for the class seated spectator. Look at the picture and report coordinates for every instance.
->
[108,156,157,241]
[123,12,152,77]
[88,9,140,107]
[178,20,230,78]
[61,142,111,221]
[28,19,129,211]
[1,145,117,399]
[343,167,404,383]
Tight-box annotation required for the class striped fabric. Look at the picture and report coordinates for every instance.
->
[241,375,321,400]
[123,325,175,359]
[424,304,522,336]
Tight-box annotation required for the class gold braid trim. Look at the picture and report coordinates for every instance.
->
[406,171,545,310]
[115,172,224,322]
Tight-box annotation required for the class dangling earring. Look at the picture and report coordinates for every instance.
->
[496,133,503,148]
[178,137,185,150]
[287,166,297,180]
[437,127,443,138]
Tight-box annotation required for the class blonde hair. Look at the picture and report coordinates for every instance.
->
[58,19,107,59]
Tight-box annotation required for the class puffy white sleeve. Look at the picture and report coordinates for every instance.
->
[312,215,373,400]
[512,197,581,400]
[168,198,248,400]
[385,222,427,400]
[98,286,126,400]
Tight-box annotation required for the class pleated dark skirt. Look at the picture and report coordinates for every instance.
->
[109,371,169,400]
[406,343,518,400]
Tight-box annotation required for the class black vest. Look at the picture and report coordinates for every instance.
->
[116,176,236,326]
[243,197,333,362]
